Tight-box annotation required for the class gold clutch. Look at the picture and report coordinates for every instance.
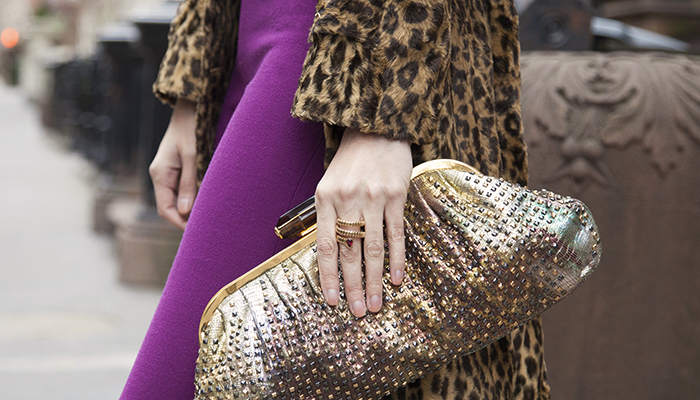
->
[194,159,601,400]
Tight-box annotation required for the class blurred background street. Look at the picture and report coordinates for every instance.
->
[0,82,160,398]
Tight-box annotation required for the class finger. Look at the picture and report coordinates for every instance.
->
[177,147,198,216]
[385,192,407,286]
[338,213,366,318]
[363,206,385,313]
[315,189,340,306]
[153,178,187,231]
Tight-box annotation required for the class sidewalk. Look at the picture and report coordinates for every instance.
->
[0,83,161,399]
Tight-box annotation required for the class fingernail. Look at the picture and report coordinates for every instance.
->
[178,198,191,213]
[369,295,381,312]
[352,300,366,317]
[392,269,404,285]
[326,289,338,306]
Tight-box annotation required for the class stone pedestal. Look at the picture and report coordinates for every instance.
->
[111,202,182,286]
[521,52,700,400]
[93,174,140,234]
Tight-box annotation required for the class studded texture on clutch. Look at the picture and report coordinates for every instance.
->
[194,160,601,400]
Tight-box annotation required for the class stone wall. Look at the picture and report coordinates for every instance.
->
[521,51,700,399]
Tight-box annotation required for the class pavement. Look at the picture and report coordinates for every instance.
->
[0,83,162,399]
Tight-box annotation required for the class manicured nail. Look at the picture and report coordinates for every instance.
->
[352,300,366,317]
[369,295,381,312]
[326,289,338,306]
[392,269,405,285]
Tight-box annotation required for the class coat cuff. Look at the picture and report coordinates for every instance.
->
[291,0,450,145]
[152,0,208,106]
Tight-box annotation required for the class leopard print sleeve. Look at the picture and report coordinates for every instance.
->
[153,0,209,106]
[291,0,450,145]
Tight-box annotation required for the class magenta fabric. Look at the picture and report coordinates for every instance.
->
[120,1,323,398]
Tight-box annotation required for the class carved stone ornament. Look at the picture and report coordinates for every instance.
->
[521,52,700,191]
[521,51,700,400]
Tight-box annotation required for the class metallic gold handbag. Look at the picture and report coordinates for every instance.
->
[194,159,601,400]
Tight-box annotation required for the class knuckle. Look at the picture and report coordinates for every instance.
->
[315,185,337,204]
[364,183,383,200]
[386,185,406,201]
[150,168,169,185]
[338,246,361,264]
[181,176,195,187]
[156,207,167,219]
[316,238,336,257]
[314,186,328,201]
[363,267,384,289]
[338,186,356,202]
[390,245,405,260]
[388,226,405,241]
[148,163,159,178]
[343,281,364,297]
[391,254,406,267]
[365,240,384,258]
[389,245,406,265]
[318,267,338,284]
[365,282,383,295]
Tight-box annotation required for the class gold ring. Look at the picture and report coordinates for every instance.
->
[336,218,365,228]
[336,233,357,248]
[335,223,365,248]
[335,226,366,238]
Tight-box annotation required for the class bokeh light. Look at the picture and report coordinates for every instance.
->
[1,28,20,49]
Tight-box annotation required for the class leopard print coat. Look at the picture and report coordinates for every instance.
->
[153,1,550,399]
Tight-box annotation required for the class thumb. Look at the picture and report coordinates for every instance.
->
[177,150,198,216]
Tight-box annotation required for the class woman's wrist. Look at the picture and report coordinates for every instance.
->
[173,98,196,120]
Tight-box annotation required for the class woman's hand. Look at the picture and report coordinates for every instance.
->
[149,99,198,231]
[315,128,413,317]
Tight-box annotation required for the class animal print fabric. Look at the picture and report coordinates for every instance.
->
[154,0,241,184]
[153,0,550,399]
[153,0,208,106]
[383,317,550,400]
[292,0,528,187]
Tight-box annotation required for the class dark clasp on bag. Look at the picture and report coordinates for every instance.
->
[275,196,317,240]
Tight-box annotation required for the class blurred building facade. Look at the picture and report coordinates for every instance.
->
[0,0,164,101]
[0,0,184,286]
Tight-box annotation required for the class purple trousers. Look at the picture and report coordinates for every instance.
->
[121,1,324,398]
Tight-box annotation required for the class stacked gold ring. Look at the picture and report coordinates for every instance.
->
[336,218,365,227]
[335,218,365,248]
